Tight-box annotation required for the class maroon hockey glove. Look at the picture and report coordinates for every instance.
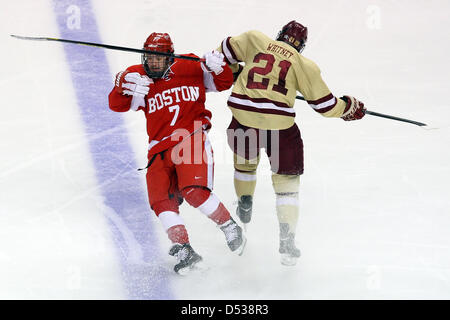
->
[341,95,366,121]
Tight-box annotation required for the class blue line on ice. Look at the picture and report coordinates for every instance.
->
[52,0,172,299]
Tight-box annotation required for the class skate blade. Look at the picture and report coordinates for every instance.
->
[235,236,247,256]
[175,256,204,275]
[192,260,209,272]
[176,266,191,276]
[176,260,208,276]
[280,254,299,266]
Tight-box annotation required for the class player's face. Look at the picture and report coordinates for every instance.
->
[145,54,167,73]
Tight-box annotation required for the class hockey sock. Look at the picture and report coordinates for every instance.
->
[272,174,300,234]
[153,200,189,244]
[207,202,231,225]
[275,193,299,234]
[182,187,231,225]
[233,152,259,198]
[234,169,257,198]
[167,224,189,244]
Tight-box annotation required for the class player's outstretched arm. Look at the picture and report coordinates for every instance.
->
[201,50,233,92]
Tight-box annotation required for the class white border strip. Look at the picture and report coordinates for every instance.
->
[158,211,185,231]
[222,38,238,64]
[203,69,218,92]
[198,193,220,216]
[276,196,299,207]
[234,170,257,181]
[228,96,295,114]
[204,133,214,190]
[308,96,336,110]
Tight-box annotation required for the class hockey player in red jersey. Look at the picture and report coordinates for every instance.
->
[109,32,246,274]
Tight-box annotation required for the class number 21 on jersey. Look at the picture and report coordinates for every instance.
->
[246,53,291,95]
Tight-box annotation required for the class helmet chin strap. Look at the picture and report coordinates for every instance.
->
[298,43,305,54]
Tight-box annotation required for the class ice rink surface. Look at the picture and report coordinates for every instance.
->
[1,0,449,299]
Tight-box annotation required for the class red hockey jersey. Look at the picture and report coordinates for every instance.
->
[109,54,233,156]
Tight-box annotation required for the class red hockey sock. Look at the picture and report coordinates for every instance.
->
[208,203,231,225]
[181,187,231,225]
[167,224,189,244]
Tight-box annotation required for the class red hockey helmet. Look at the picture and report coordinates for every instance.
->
[142,32,175,78]
[276,20,308,53]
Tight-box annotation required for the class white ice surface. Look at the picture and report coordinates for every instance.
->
[1,0,450,299]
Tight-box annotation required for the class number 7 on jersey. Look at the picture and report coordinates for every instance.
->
[168,104,180,126]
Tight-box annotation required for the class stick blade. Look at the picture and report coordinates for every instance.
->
[420,124,439,131]
[10,35,51,41]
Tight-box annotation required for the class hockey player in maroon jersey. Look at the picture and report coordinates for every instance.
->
[109,32,246,274]
[219,21,366,266]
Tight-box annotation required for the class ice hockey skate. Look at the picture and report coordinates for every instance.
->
[279,231,301,266]
[236,195,253,229]
[219,217,247,255]
[169,243,203,275]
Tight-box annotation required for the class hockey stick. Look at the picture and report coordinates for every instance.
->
[295,95,427,127]
[10,35,205,62]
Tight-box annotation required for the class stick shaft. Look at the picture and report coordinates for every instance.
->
[10,35,204,62]
[296,95,426,127]
[364,110,426,126]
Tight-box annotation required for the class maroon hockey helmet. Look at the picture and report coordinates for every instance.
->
[142,32,175,78]
[276,20,308,53]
